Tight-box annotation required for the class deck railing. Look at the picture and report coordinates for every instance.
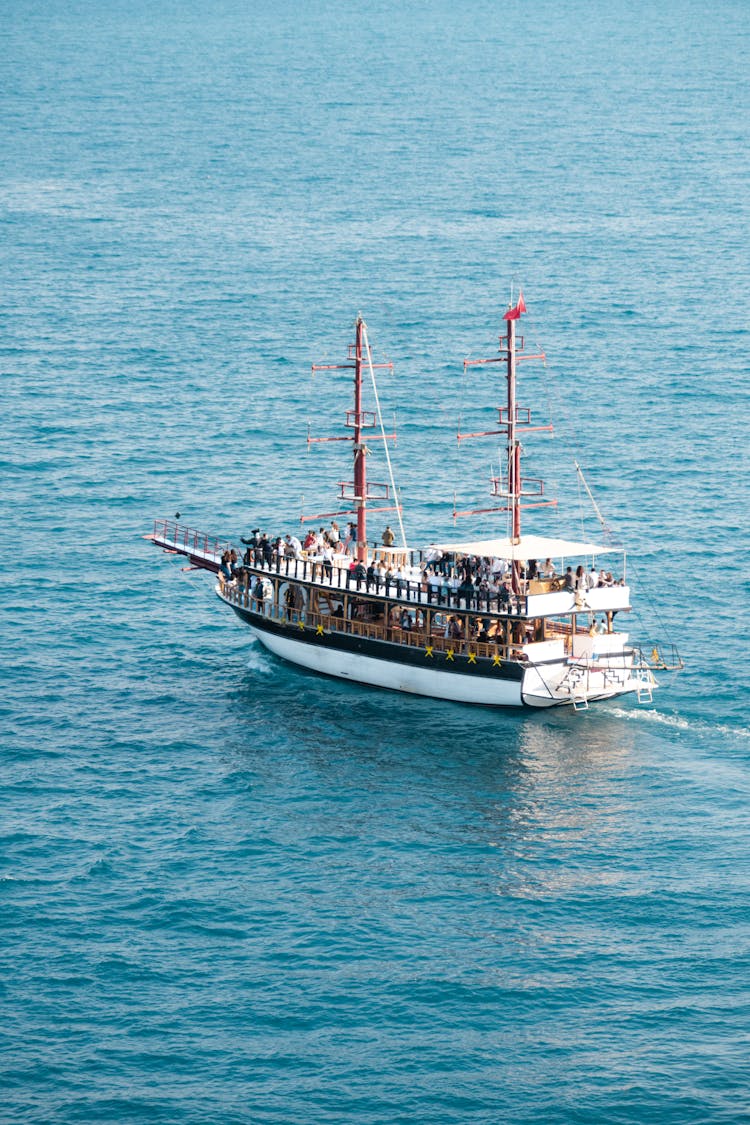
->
[218,579,529,663]
[152,519,231,564]
[225,554,529,616]
[632,643,684,672]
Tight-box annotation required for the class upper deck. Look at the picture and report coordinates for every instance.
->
[149,519,631,622]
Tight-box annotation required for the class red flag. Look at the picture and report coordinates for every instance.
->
[503,291,527,320]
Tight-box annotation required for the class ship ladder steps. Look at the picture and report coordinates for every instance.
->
[634,660,655,704]
[556,663,589,709]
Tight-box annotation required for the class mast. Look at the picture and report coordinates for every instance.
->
[306,316,399,563]
[455,292,554,587]
[353,316,367,562]
[507,315,521,543]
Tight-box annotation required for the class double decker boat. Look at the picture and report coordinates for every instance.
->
[149,295,681,709]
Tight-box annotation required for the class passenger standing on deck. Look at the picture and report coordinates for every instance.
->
[344,521,357,555]
[286,533,303,559]
[321,542,334,580]
[219,552,233,584]
[382,525,395,547]
[284,585,296,621]
[352,560,367,589]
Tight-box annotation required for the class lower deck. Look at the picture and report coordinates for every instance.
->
[219,563,633,669]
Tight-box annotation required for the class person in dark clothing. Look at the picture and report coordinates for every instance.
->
[219,552,233,583]
[457,579,475,608]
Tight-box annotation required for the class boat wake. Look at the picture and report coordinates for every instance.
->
[607,706,690,730]
[607,705,749,742]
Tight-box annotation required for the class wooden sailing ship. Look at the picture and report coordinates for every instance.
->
[149,297,680,709]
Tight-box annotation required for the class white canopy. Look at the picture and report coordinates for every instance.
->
[425,534,619,560]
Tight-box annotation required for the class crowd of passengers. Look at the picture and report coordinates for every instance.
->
[218,523,622,613]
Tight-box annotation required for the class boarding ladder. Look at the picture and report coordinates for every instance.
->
[555,662,590,710]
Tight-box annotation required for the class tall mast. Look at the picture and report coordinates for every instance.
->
[306,316,399,562]
[353,316,367,562]
[456,293,554,575]
[507,315,521,543]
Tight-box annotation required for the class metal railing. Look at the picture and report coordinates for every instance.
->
[152,519,232,564]
[633,643,684,672]
[224,553,529,616]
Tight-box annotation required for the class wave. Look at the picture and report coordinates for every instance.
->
[244,638,273,676]
[607,705,750,743]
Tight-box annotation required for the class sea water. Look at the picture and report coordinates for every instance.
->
[1,1,749,1121]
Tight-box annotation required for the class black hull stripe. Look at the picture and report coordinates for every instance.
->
[231,605,525,683]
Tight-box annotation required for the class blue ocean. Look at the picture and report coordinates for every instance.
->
[2,0,749,1121]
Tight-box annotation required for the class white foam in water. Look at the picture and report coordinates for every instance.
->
[609,706,750,743]
[245,638,273,675]
[608,707,691,730]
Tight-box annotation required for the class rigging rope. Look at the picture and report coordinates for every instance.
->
[361,321,408,551]
[574,461,619,546]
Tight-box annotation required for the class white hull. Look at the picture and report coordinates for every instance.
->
[247,624,525,707]
[244,621,649,709]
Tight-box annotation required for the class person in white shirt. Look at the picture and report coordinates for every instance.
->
[285,533,303,559]
[321,543,334,580]
[492,557,509,581]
